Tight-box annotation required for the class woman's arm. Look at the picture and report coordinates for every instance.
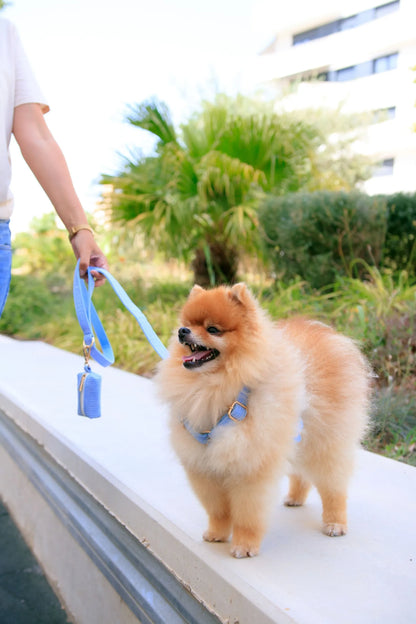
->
[12,103,108,283]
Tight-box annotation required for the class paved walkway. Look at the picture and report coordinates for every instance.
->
[0,498,71,624]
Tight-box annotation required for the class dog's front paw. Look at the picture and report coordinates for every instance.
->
[284,495,304,507]
[203,529,229,543]
[231,526,262,558]
[323,522,347,537]
[230,542,260,558]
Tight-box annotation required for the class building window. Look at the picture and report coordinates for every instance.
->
[375,1,400,18]
[373,158,395,176]
[339,14,362,31]
[293,21,339,45]
[292,0,400,46]
[372,107,396,122]
[373,53,398,73]
[336,65,359,81]
[290,53,398,84]
[324,52,398,81]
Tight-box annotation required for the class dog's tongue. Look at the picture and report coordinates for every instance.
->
[182,350,210,363]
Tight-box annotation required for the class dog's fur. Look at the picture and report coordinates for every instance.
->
[155,283,371,558]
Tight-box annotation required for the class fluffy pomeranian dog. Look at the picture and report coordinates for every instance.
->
[155,283,371,558]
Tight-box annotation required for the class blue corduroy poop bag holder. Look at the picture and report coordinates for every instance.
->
[73,260,169,418]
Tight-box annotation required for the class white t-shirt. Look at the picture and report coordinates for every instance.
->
[0,18,49,219]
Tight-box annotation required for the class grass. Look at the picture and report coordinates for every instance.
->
[1,262,415,466]
[366,386,416,466]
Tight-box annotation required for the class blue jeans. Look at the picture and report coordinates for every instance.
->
[0,220,12,317]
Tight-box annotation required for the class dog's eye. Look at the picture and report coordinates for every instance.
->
[206,326,221,335]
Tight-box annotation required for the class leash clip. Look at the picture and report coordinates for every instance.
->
[83,337,95,366]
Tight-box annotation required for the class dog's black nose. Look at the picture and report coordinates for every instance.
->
[178,327,191,343]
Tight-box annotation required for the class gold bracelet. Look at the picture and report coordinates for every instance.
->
[68,224,94,241]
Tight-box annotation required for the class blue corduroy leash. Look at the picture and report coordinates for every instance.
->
[73,260,169,364]
[73,262,252,435]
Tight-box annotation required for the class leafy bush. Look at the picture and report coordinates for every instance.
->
[0,274,70,338]
[369,312,416,386]
[260,190,416,288]
[381,192,416,273]
[12,213,75,282]
[259,191,386,288]
[365,386,416,466]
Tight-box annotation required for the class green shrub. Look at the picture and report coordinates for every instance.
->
[259,191,387,288]
[381,192,416,273]
[0,275,70,338]
[366,386,416,466]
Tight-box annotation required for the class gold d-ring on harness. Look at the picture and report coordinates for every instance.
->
[227,400,246,422]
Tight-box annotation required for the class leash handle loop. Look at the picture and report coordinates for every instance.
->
[73,260,169,366]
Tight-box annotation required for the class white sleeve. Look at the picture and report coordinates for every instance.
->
[12,22,50,113]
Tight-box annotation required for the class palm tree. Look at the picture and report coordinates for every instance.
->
[101,95,366,284]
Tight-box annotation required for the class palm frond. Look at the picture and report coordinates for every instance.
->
[198,151,266,207]
[126,99,177,146]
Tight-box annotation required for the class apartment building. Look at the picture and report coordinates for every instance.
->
[257,0,416,194]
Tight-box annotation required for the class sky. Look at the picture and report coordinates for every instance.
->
[3,0,276,233]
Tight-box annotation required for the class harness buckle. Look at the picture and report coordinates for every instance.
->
[228,400,247,422]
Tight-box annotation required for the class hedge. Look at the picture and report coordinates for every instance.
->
[259,191,416,288]
[382,192,416,273]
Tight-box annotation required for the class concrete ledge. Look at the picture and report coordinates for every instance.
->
[0,335,415,624]
[0,408,220,624]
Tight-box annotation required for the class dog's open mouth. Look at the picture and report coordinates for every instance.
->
[182,342,220,369]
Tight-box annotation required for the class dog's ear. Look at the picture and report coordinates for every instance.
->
[188,284,205,299]
[229,283,253,306]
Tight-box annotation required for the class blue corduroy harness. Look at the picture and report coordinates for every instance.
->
[182,386,303,445]
[182,386,250,445]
